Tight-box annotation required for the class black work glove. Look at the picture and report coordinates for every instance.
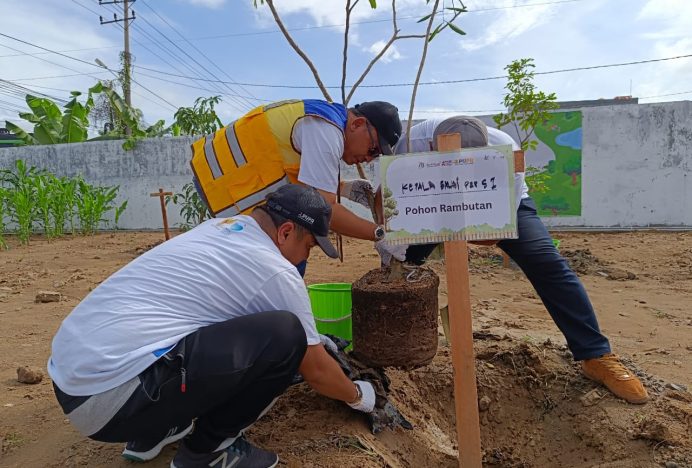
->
[368,401,414,434]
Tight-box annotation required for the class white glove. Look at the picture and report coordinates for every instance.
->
[375,240,408,266]
[341,179,374,208]
[319,334,338,354]
[347,380,376,413]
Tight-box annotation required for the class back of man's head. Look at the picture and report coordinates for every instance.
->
[432,116,488,151]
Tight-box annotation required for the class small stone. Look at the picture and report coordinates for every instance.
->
[35,290,61,303]
[666,382,687,392]
[618,312,630,317]
[665,462,678,468]
[485,363,495,369]
[478,395,492,412]
[17,366,43,384]
[673,360,682,366]
[580,388,603,407]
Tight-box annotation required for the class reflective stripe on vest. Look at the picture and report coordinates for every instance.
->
[204,135,223,179]
[216,175,290,217]
[225,122,247,167]
[191,99,347,217]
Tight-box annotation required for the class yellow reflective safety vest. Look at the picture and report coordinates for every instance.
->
[190,99,348,217]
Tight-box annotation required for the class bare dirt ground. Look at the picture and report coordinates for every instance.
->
[0,230,690,467]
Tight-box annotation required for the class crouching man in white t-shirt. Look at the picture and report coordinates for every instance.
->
[48,184,376,468]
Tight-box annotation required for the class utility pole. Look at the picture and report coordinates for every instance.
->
[99,0,136,133]
[122,0,132,108]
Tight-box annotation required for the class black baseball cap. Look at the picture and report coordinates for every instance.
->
[353,101,402,155]
[264,184,339,259]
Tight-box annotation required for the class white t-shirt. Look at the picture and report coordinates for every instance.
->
[394,119,530,205]
[293,116,344,194]
[48,216,320,396]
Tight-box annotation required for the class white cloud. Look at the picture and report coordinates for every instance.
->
[184,0,227,9]
[634,0,692,100]
[460,2,557,51]
[367,40,402,63]
[252,0,429,30]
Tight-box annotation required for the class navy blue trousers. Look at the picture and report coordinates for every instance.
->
[407,197,611,361]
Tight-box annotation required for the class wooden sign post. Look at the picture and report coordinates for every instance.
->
[150,188,173,240]
[379,137,518,467]
[437,134,482,467]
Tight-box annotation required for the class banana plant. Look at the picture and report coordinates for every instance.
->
[6,90,96,146]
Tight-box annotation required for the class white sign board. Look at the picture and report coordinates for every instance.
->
[380,145,517,245]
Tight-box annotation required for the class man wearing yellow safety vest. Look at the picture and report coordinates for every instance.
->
[191,99,408,272]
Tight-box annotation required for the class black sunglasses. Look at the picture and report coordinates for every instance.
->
[364,120,382,157]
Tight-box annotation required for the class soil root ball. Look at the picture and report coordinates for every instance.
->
[351,266,439,369]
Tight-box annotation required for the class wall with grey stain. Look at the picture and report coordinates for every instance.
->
[546,100,691,228]
[1,101,690,230]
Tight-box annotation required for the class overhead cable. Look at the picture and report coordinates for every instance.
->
[132,53,692,89]
[0,31,178,110]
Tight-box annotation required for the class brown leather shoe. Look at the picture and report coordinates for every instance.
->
[581,353,649,404]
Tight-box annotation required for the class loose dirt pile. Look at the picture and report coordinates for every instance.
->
[246,335,691,467]
[0,231,690,467]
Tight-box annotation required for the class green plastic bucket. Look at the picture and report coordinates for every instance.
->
[307,283,352,342]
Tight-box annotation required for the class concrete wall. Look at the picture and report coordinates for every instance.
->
[546,100,691,228]
[1,100,691,230]
[0,137,196,230]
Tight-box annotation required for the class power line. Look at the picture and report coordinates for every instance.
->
[640,90,692,100]
[92,1,226,102]
[79,0,195,113]
[413,108,504,114]
[130,5,254,111]
[140,0,260,107]
[164,0,587,41]
[135,70,272,101]
[0,98,25,111]
[0,41,97,98]
[8,71,111,81]
[2,0,585,56]
[94,0,251,113]
[0,78,69,103]
[132,52,692,89]
[0,30,178,111]
[129,20,250,110]
[96,0,243,109]
[0,82,73,93]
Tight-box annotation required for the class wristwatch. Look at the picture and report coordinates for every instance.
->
[374,225,386,242]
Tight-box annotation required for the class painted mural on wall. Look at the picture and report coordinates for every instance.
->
[532,111,582,216]
[483,111,582,217]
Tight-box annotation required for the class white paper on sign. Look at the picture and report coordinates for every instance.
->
[380,145,518,245]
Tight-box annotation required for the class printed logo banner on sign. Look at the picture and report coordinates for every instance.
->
[380,145,518,245]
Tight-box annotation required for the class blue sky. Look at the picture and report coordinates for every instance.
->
[1,0,691,131]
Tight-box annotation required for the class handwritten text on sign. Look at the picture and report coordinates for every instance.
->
[380,145,518,245]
